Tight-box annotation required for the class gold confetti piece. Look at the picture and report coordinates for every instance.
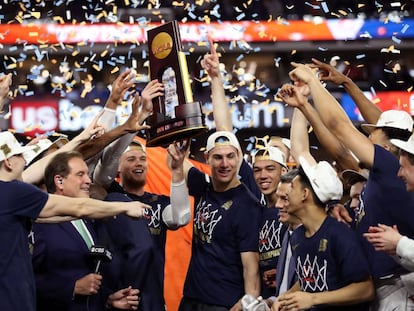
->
[408,86,413,92]
[111,67,120,74]
[92,64,101,72]
[72,50,79,56]
[29,31,40,37]
[291,50,297,55]
[172,1,184,6]
[31,11,41,19]
[338,10,348,16]
[372,98,381,104]
[7,63,17,69]
[101,50,108,57]
[52,16,64,24]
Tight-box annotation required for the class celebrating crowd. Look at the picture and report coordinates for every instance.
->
[2,40,414,311]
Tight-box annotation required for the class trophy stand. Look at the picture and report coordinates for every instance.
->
[146,21,207,147]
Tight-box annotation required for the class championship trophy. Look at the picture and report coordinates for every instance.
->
[145,20,207,147]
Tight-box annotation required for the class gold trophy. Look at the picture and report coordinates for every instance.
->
[146,21,207,147]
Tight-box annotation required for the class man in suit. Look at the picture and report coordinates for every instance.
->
[265,171,301,307]
[32,151,139,311]
[274,171,302,296]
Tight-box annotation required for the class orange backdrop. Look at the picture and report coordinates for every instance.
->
[138,138,210,311]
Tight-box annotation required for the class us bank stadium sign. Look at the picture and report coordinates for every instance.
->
[8,98,293,135]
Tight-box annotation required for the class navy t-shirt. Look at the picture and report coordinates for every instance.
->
[291,216,371,311]
[0,180,48,311]
[183,167,262,308]
[356,145,414,279]
[105,182,170,311]
[259,206,287,298]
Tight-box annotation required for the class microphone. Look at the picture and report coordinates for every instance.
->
[89,245,112,273]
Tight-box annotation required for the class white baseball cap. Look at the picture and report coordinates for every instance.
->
[252,146,287,168]
[0,131,36,164]
[24,135,69,165]
[361,110,413,134]
[123,140,146,154]
[391,133,414,155]
[205,131,241,154]
[299,156,343,203]
[281,138,291,150]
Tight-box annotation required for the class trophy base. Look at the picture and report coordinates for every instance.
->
[146,102,208,147]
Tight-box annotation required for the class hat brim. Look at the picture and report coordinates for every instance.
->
[360,124,377,135]
[391,138,414,155]
[341,169,368,185]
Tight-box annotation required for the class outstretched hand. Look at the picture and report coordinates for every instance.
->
[124,200,151,219]
[364,223,402,255]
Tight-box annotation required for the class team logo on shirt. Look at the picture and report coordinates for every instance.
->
[221,200,233,210]
[145,204,162,235]
[194,200,222,243]
[318,239,328,252]
[259,220,283,259]
[297,255,328,292]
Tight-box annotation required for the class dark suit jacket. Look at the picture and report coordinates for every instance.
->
[275,230,297,296]
[32,221,105,311]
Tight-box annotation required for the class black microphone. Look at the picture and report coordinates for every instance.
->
[89,245,112,273]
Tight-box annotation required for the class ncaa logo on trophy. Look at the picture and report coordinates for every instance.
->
[146,21,207,147]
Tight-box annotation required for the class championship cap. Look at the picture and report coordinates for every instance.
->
[299,156,343,203]
[205,131,241,154]
[361,110,413,134]
[0,131,36,164]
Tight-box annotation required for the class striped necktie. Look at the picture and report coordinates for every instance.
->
[71,219,94,249]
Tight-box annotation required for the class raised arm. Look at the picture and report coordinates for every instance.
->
[201,39,232,131]
[77,90,154,161]
[163,140,192,229]
[22,111,106,185]
[288,62,375,168]
[93,81,162,188]
[96,69,137,131]
[311,59,382,124]
[279,83,359,172]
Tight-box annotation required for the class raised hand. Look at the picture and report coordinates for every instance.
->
[310,58,349,85]
[0,73,12,112]
[289,62,319,85]
[122,94,151,133]
[77,109,106,142]
[167,139,190,171]
[140,79,163,117]
[201,37,221,79]
[277,84,309,108]
[106,69,136,109]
